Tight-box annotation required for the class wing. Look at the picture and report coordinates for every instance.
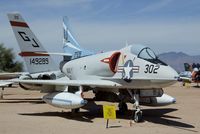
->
[0,72,28,79]
[0,81,13,87]
[6,79,121,88]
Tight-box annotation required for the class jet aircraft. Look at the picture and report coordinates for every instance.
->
[179,63,200,87]
[6,13,178,122]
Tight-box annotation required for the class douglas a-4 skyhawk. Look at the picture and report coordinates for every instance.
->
[5,13,178,122]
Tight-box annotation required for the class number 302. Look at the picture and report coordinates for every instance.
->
[144,64,160,74]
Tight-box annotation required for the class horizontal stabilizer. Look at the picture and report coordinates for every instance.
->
[34,52,72,56]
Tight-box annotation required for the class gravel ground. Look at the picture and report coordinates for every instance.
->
[0,83,199,134]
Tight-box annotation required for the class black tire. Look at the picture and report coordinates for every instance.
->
[71,108,80,113]
[134,111,142,123]
[118,102,128,115]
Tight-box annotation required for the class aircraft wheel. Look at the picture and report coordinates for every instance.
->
[118,102,128,115]
[134,111,142,123]
[71,108,80,113]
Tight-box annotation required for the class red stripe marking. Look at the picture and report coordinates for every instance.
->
[10,21,29,28]
[19,52,49,57]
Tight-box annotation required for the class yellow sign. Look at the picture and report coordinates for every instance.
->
[103,105,116,119]
[185,82,191,88]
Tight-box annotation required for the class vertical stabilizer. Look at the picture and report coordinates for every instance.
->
[7,13,57,73]
[63,17,93,59]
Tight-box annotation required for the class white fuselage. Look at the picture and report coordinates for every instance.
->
[62,45,178,89]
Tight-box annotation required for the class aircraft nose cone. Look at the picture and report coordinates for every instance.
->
[80,100,87,105]
[172,98,176,103]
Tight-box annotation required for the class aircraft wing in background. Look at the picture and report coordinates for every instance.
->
[0,81,13,87]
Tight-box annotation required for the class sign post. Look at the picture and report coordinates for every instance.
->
[0,87,4,99]
[103,105,116,128]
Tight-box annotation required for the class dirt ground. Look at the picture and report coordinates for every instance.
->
[0,83,200,134]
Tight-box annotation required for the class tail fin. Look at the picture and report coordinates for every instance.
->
[184,63,191,71]
[7,13,57,73]
[62,17,93,59]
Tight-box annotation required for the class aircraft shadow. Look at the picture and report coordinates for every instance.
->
[18,101,195,131]
[19,111,94,123]
[19,100,102,123]
[142,109,195,129]
[0,98,44,104]
[193,85,200,88]
[1,85,18,88]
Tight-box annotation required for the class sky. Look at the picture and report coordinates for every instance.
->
[0,0,200,63]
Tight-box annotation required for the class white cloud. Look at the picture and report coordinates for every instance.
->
[2,17,200,57]
[23,0,93,8]
[135,0,173,14]
[1,0,199,71]
[71,21,200,55]
[1,0,200,58]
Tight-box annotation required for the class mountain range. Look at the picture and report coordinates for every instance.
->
[158,52,200,72]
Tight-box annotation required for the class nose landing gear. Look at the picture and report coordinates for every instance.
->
[133,107,142,123]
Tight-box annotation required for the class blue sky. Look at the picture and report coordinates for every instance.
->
[0,0,200,60]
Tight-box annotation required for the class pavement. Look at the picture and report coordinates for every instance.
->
[0,83,199,134]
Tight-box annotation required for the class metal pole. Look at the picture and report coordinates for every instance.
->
[106,119,109,128]
[0,87,4,99]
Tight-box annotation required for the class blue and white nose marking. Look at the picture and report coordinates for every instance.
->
[117,60,139,82]
[122,60,134,81]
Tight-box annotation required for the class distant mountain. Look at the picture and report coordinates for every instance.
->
[158,52,200,72]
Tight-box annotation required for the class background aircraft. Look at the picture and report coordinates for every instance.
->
[62,16,93,60]
[6,13,178,122]
[179,63,200,87]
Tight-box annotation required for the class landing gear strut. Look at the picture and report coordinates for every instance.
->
[0,87,4,99]
[128,90,142,123]
[118,101,128,115]
[118,92,128,115]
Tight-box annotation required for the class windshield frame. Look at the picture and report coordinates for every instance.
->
[138,47,157,60]
[137,47,167,66]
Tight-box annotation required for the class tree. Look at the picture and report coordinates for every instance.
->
[0,43,23,72]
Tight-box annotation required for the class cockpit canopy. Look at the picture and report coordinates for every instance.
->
[130,45,167,66]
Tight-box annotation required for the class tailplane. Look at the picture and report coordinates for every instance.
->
[7,13,57,73]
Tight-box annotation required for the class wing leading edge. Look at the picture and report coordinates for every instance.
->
[6,79,121,88]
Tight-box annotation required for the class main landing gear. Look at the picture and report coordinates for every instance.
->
[71,108,80,113]
[118,89,143,122]
[127,90,143,123]
[118,101,128,115]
